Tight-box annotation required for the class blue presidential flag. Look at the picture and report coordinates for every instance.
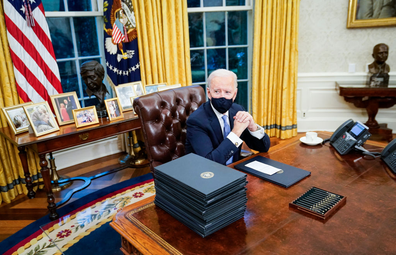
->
[104,0,141,86]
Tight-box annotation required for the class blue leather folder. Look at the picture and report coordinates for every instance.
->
[154,153,248,237]
[154,153,247,200]
[234,155,311,188]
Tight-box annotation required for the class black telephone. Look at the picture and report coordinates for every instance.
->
[381,139,396,174]
[329,119,371,155]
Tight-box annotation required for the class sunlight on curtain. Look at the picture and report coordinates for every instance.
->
[252,0,300,139]
[0,0,41,205]
[132,0,192,86]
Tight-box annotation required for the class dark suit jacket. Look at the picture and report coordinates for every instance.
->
[185,101,270,165]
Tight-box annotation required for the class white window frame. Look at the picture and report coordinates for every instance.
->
[187,0,253,111]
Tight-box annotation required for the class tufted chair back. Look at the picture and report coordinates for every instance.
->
[133,85,206,173]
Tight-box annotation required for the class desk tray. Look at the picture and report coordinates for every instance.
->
[289,187,346,220]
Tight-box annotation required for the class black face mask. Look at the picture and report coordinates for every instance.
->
[211,97,233,114]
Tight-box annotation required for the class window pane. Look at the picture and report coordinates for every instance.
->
[204,0,222,7]
[226,0,245,6]
[42,0,64,11]
[191,50,205,83]
[74,17,99,57]
[68,0,92,11]
[79,58,102,98]
[207,48,226,74]
[229,47,247,79]
[235,81,247,110]
[188,0,200,7]
[228,11,247,45]
[206,12,225,46]
[58,61,79,96]
[189,13,204,48]
[47,18,74,59]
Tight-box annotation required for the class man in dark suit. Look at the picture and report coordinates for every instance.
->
[185,69,270,165]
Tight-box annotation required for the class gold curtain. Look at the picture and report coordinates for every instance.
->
[0,0,41,205]
[252,0,300,139]
[132,0,192,86]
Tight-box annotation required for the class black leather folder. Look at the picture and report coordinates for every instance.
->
[155,187,247,221]
[154,178,247,206]
[154,153,247,199]
[155,198,246,237]
[234,155,311,188]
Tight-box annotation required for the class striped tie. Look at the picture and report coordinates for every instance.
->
[222,115,233,165]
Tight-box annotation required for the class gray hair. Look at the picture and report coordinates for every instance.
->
[207,69,238,89]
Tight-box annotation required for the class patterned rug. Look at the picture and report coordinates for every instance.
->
[0,173,155,255]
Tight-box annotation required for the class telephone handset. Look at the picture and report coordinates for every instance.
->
[329,119,354,143]
[381,139,396,174]
[329,119,371,155]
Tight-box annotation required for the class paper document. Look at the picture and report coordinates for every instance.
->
[245,161,282,175]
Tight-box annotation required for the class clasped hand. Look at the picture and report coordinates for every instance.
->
[231,111,257,137]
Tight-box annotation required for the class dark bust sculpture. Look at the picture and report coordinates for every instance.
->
[368,43,390,87]
[80,60,109,117]
[369,43,390,74]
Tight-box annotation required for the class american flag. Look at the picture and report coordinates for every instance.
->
[3,0,63,104]
[112,19,125,44]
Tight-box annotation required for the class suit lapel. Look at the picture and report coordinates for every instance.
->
[204,102,223,144]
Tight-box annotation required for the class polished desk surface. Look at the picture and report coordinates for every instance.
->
[111,132,395,255]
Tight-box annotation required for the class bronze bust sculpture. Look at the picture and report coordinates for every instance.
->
[368,43,390,87]
[80,61,109,117]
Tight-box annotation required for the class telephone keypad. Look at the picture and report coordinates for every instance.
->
[333,132,357,155]
[382,152,396,174]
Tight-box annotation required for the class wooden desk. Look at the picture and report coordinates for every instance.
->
[337,82,396,142]
[111,132,395,255]
[0,111,141,220]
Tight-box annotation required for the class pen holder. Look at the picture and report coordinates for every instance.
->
[289,187,346,220]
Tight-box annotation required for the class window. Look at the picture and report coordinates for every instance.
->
[44,0,107,107]
[187,0,252,110]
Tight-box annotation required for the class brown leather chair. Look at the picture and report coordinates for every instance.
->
[133,85,206,173]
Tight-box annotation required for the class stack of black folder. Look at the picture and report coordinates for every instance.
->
[154,153,247,237]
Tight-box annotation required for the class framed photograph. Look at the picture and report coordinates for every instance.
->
[1,102,33,134]
[132,81,145,96]
[347,0,396,28]
[72,106,99,128]
[114,83,137,112]
[105,98,124,121]
[50,92,81,126]
[130,96,138,113]
[144,83,167,94]
[157,84,182,92]
[23,102,60,137]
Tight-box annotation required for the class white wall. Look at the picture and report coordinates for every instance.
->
[297,0,396,132]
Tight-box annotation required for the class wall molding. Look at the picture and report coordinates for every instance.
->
[52,136,123,170]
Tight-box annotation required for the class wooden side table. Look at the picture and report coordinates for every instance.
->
[0,111,141,220]
[337,82,396,142]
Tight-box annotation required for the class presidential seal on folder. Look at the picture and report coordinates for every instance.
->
[154,153,247,237]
